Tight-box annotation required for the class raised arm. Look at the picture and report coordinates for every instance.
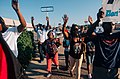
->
[87,20,100,36]
[88,16,93,25]
[31,16,37,32]
[12,0,26,32]
[87,7,104,36]
[46,16,51,30]
[62,14,69,39]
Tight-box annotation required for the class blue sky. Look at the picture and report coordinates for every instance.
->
[0,0,102,27]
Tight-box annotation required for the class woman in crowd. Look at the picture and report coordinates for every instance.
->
[63,28,70,70]
[43,30,61,78]
[62,14,86,79]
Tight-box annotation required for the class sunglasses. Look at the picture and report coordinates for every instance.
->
[74,28,79,31]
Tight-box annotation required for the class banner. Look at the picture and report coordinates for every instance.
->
[102,0,120,22]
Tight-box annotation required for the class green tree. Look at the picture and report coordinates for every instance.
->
[17,30,34,68]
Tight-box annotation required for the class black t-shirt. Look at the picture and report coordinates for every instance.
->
[69,39,86,59]
[90,32,120,68]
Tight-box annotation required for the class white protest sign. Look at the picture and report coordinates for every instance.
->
[102,0,120,22]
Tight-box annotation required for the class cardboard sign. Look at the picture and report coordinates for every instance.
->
[102,0,120,22]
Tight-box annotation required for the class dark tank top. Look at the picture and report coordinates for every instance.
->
[69,39,85,59]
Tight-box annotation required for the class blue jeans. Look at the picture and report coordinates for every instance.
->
[64,48,69,67]
[38,44,44,61]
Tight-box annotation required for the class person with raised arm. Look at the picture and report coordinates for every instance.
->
[1,0,26,58]
[31,16,45,63]
[62,14,86,79]
[86,7,120,79]
[0,0,27,78]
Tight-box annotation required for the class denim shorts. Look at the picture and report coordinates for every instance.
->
[86,53,95,64]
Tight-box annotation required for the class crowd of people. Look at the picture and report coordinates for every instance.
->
[0,0,120,79]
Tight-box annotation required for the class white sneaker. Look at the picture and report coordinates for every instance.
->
[56,66,59,70]
[47,73,52,78]
[88,74,92,79]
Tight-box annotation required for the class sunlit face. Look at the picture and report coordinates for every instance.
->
[74,26,79,32]
[48,32,54,39]
[73,26,79,37]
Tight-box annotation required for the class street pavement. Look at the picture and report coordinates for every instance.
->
[25,43,88,79]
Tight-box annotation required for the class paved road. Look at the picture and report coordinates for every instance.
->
[25,44,89,79]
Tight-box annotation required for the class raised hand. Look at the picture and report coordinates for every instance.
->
[62,14,68,24]
[62,14,69,38]
[88,16,93,24]
[31,16,34,21]
[12,0,19,11]
[46,16,49,21]
[97,7,105,20]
